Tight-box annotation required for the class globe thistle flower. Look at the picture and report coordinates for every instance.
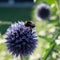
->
[5,21,37,58]
[36,4,50,20]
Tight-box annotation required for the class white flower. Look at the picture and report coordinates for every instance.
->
[58,36,60,39]
[49,27,56,33]
[0,57,4,60]
[29,54,40,60]
[50,16,57,20]
[50,4,55,8]
[55,39,60,45]
[34,0,36,3]
[52,52,57,59]
[47,24,53,28]
[0,51,6,56]
[47,34,53,38]
[0,39,6,44]
[39,30,46,36]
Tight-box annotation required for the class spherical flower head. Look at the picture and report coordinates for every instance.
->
[5,21,37,57]
[36,4,50,20]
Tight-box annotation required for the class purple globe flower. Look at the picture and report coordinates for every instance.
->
[5,21,37,57]
[36,4,50,20]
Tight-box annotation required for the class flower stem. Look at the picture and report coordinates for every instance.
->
[42,31,59,60]
[55,0,60,24]
[42,42,56,60]
[20,54,23,60]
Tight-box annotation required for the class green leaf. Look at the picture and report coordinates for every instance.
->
[39,36,53,43]
[46,0,56,4]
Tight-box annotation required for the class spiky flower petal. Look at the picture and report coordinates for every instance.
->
[5,21,37,57]
[36,4,50,20]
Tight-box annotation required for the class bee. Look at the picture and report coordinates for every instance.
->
[25,21,35,31]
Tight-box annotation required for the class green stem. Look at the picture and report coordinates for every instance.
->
[59,0,60,24]
[42,32,59,60]
[20,54,23,60]
[55,0,60,24]
[42,43,56,60]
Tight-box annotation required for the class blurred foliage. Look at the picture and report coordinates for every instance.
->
[0,0,60,60]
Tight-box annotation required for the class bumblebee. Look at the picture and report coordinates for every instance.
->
[25,21,35,31]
